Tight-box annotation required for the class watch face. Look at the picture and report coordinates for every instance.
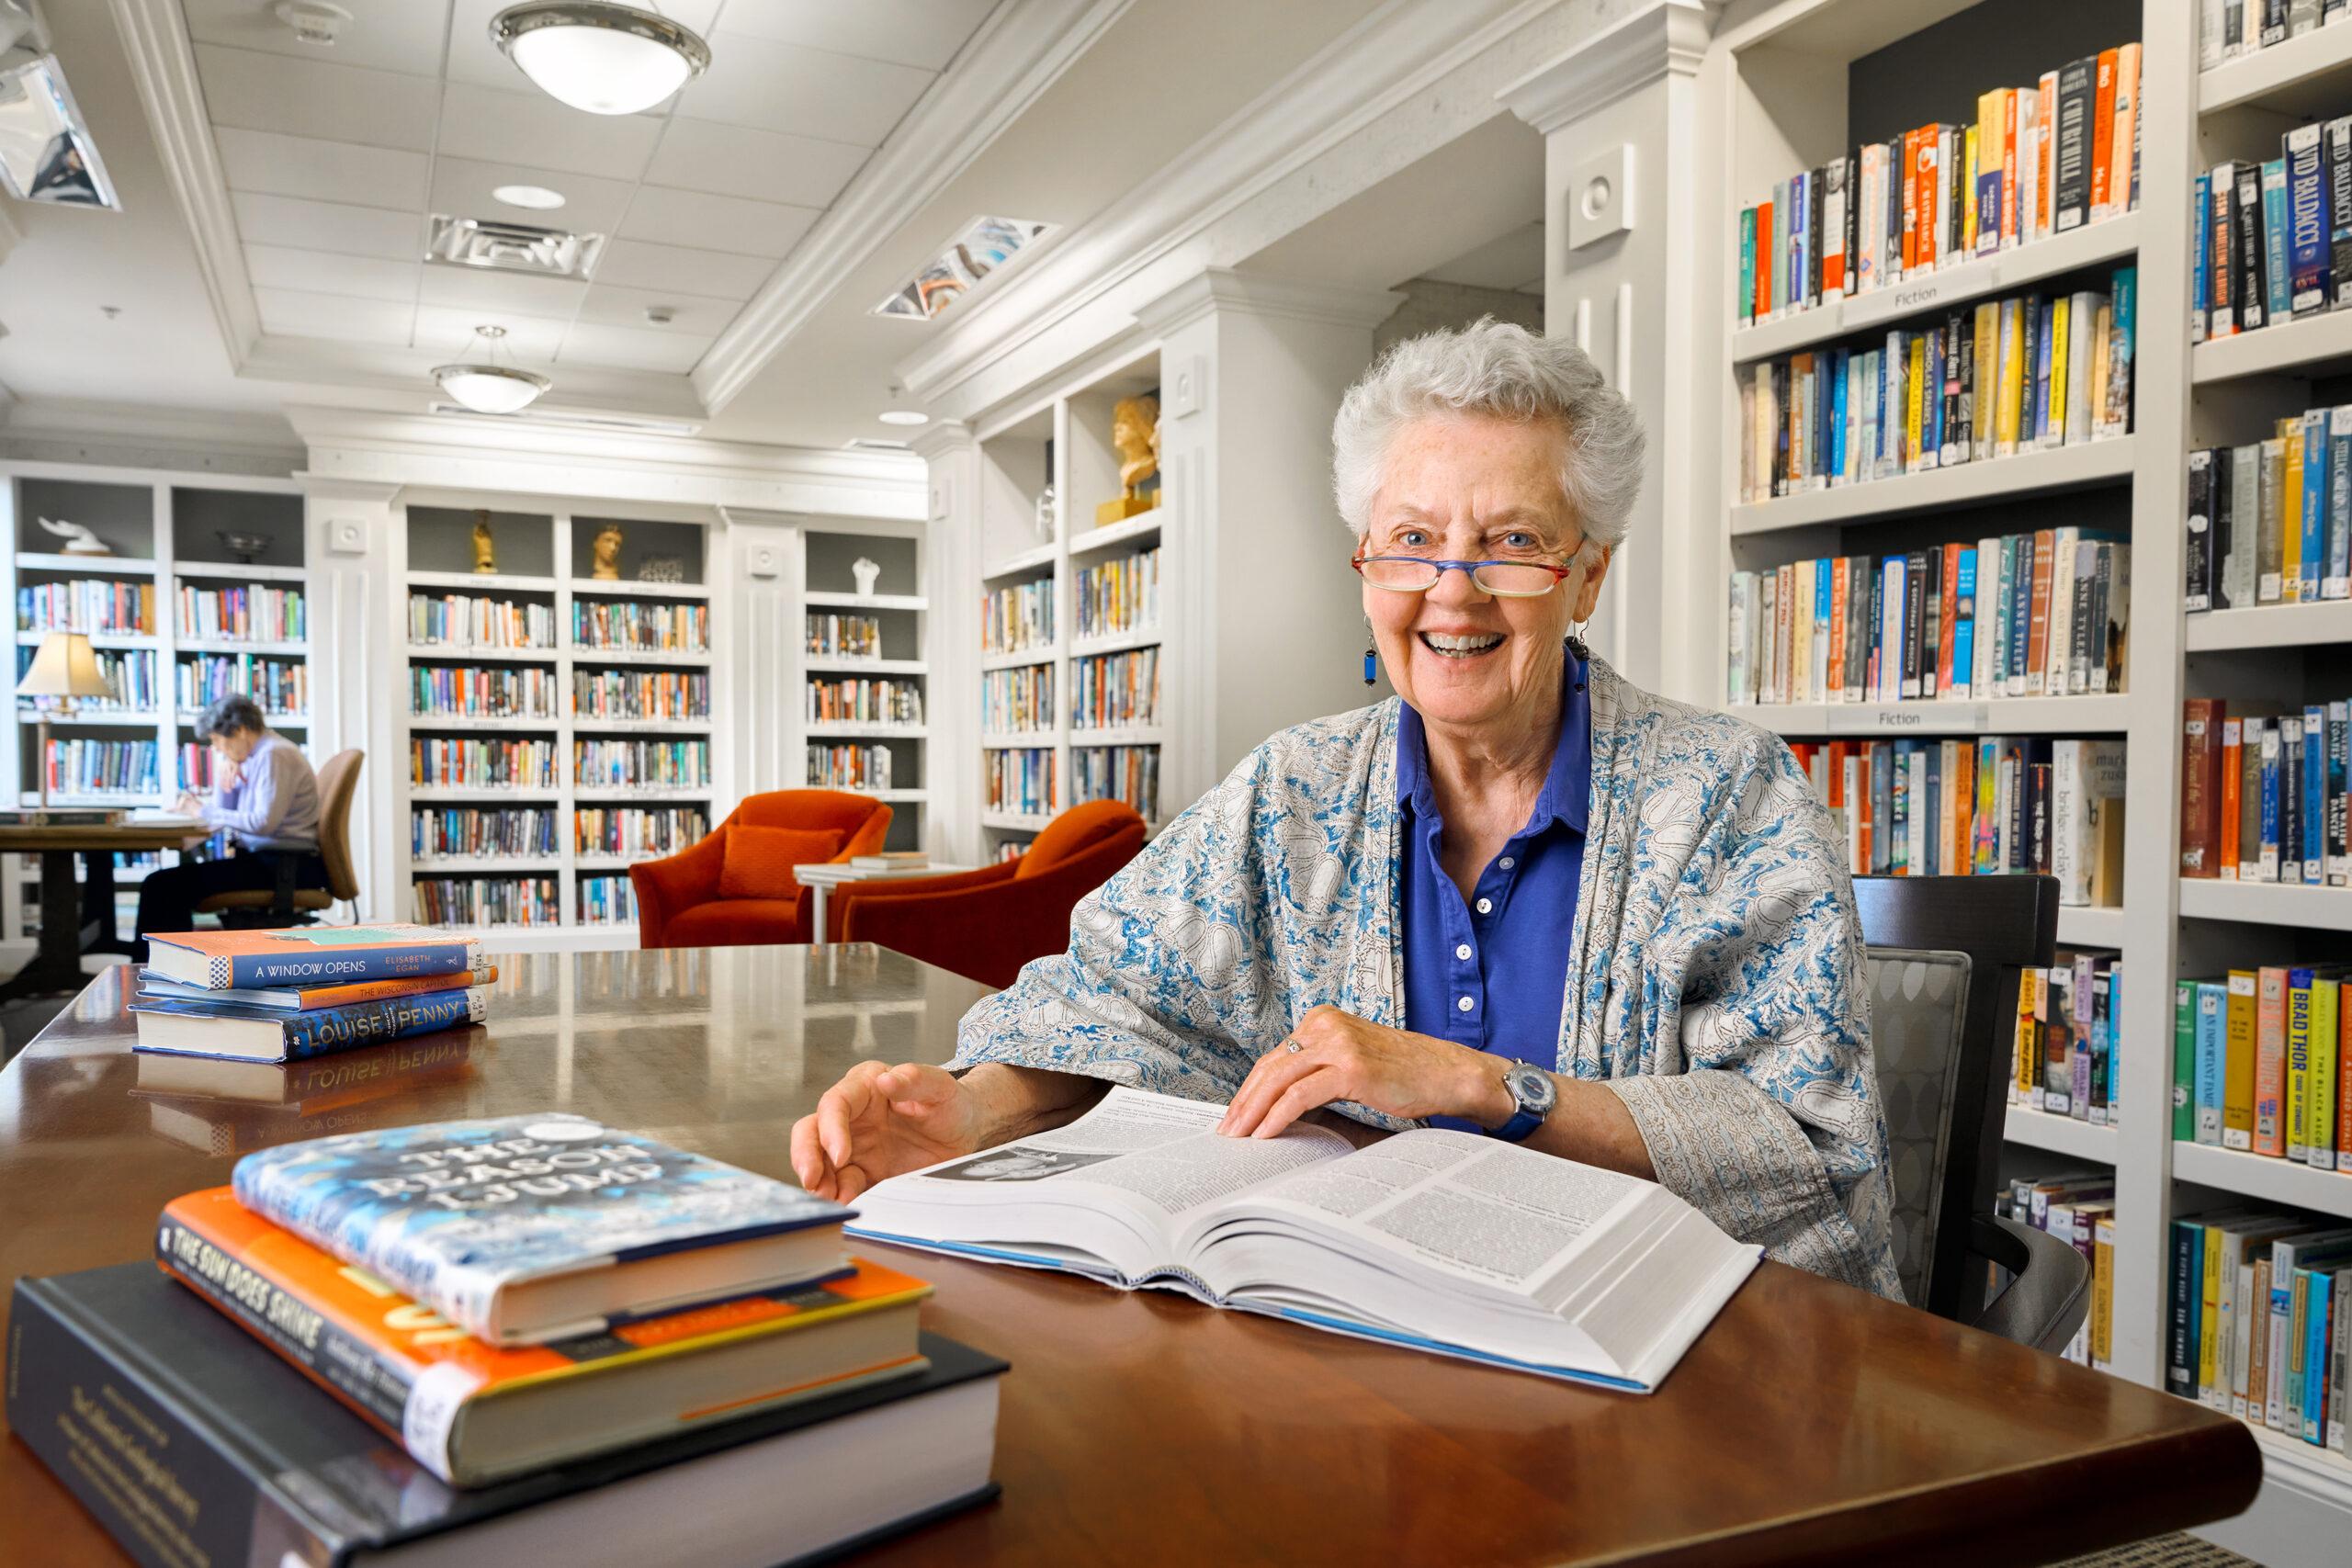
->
[1507,1062,1556,1114]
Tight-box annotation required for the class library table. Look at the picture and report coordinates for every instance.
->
[0,818,212,1001]
[0,945,2261,1566]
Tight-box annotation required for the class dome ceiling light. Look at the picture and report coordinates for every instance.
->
[432,325,551,415]
[489,3,711,117]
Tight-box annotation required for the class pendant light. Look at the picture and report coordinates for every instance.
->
[490,3,710,117]
[433,325,551,415]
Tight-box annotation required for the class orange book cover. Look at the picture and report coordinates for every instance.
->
[1938,542,1962,692]
[1901,128,1921,272]
[2024,528,2055,695]
[2219,718,2243,880]
[1949,739,1975,868]
[1827,557,1849,701]
[156,1186,930,1486]
[2001,86,2019,245]
[2089,48,2118,218]
[1755,197,1773,317]
[2256,965,2289,1156]
[1914,126,1941,270]
[1856,745,1873,872]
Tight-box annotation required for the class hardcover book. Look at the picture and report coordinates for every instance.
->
[232,1113,854,1344]
[130,987,488,1064]
[139,964,495,1012]
[147,924,482,990]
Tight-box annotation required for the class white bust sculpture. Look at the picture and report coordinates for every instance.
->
[852,557,881,598]
[37,516,111,557]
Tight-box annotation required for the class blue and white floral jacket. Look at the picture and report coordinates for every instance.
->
[952,654,1903,1299]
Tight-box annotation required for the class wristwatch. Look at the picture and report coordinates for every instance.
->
[1490,1060,1557,1143]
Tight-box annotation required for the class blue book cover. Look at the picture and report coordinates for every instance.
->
[2264,159,2292,323]
[2308,708,2329,885]
[2303,412,2330,600]
[2305,1268,2334,1442]
[2332,406,2352,597]
[2032,299,2055,446]
[147,924,481,990]
[2196,980,2227,1145]
[2263,727,2284,874]
[1951,547,1978,698]
[2288,123,2332,315]
[129,987,485,1064]
[1977,168,2002,255]
[2193,173,2211,338]
[2169,1219,2203,1395]
[232,1113,852,1344]
[2107,265,2136,436]
[2007,536,2033,694]
[1829,350,1849,480]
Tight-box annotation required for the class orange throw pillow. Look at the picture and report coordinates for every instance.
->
[718,826,842,900]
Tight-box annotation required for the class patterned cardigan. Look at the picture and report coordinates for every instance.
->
[952,654,1903,1299]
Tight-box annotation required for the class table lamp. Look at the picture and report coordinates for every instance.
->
[15,631,114,816]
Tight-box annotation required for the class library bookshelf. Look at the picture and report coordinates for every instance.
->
[973,349,1169,858]
[797,521,931,856]
[0,461,312,945]
[400,508,715,944]
[1705,0,2350,1551]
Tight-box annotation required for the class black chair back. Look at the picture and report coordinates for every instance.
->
[1852,874,2059,1321]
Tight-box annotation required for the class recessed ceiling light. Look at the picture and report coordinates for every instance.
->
[492,183,566,211]
[877,410,929,426]
[490,2,711,117]
[432,325,551,415]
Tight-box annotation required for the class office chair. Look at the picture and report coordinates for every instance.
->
[198,748,364,929]
[1854,874,2089,1355]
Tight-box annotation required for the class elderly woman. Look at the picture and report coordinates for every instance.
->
[794,321,1899,1298]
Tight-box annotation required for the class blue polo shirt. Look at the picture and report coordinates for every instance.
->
[1396,649,1589,1133]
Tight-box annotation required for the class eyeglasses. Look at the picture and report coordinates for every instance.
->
[1351,553,1580,598]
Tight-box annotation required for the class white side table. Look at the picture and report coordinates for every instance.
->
[796,862,972,948]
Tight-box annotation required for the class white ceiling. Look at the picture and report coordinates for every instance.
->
[181,0,998,378]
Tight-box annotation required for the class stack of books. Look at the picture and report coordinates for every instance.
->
[2169,1208,2352,1458]
[130,926,497,1064]
[2184,412,2352,611]
[2175,965,2352,1174]
[853,850,929,871]
[2194,127,2352,343]
[1996,1171,2116,1371]
[2013,950,2126,1125]
[6,1114,1004,1563]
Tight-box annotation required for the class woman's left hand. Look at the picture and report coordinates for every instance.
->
[1216,1004,1510,1140]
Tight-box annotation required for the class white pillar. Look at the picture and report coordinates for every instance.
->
[297,475,402,921]
[910,423,980,862]
[710,509,802,820]
[1500,0,1720,703]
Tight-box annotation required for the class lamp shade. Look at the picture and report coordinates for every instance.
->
[15,631,112,700]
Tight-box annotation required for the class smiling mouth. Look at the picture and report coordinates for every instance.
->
[1419,631,1504,659]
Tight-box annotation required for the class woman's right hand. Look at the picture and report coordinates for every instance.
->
[789,1060,988,1201]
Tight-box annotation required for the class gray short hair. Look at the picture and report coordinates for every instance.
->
[1331,319,1645,548]
[195,694,266,742]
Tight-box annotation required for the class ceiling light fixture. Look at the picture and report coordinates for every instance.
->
[492,183,566,211]
[490,3,710,117]
[876,410,928,426]
[272,1,352,47]
[432,325,551,415]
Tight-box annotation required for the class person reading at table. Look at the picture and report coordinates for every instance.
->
[131,694,325,961]
[794,321,1901,1299]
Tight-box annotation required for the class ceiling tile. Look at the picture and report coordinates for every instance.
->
[214,127,431,212]
[444,0,723,97]
[243,243,422,304]
[558,322,713,374]
[255,287,415,346]
[232,191,426,260]
[413,306,566,363]
[646,118,869,209]
[184,0,453,78]
[416,265,589,320]
[673,29,933,145]
[593,239,775,299]
[575,285,741,335]
[436,85,664,180]
[711,0,1000,72]
[617,186,817,259]
[194,43,441,152]
[428,156,639,235]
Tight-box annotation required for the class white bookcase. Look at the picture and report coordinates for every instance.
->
[0,460,312,944]
[797,520,932,852]
[1700,1,2346,1556]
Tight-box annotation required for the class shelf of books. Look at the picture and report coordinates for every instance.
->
[974,352,1167,861]
[801,522,928,855]
[0,465,314,945]
[400,507,716,942]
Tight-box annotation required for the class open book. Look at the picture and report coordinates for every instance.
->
[847,1087,1761,1393]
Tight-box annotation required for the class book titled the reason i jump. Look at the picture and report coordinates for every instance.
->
[230,1113,856,1346]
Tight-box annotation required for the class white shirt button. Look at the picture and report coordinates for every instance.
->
[1456,996,1475,1012]
[1499,855,1516,869]
[1476,897,1493,914]
[1455,942,1473,961]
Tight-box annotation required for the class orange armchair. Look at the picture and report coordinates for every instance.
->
[631,790,892,949]
[831,801,1147,988]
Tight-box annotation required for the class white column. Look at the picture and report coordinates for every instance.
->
[1500,0,1720,702]
[910,423,980,863]
[297,475,402,921]
[711,510,803,819]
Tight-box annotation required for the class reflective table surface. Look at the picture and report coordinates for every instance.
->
[0,945,2259,1566]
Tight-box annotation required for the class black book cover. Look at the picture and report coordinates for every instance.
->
[2187,447,2215,612]
[2326,118,2352,309]
[2211,446,2235,609]
[2237,162,2268,331]
[1903,549,1928,699]
[2053,58,2095,231]
[1920,547,1943,699]
[1848,555,1871,699]
[1867,561,1885,700]
[2166,1223,2198,1396]
[6,1265,1006,1568]
[2026,745,2054,874]
[1805,165,1824,309]
[1841,152,1860,296]
[1942,307,1964,463]
[1773,363,1791,496]
[2264,0,2290,45]
[2284,727,2305,876]
[1885,139,1905,280]
[1954,310,1975,460]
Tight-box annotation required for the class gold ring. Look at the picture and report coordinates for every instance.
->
[1283,1039,1304,1054]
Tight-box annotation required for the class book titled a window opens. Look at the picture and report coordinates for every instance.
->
[231,1113,854,1346]
[849,1087,1761,1393]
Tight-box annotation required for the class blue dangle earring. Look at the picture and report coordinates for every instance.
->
[1363,617,1378,686]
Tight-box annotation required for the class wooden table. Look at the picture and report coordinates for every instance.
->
[0,818,212,1000]
[0,946,2261,1566]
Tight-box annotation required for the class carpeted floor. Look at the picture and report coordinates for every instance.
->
[2053,1534,2260,1566]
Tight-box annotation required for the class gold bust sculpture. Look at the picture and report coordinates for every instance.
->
[470,510,496,574]
[591,522,624,580]
[1096,394,1161,525]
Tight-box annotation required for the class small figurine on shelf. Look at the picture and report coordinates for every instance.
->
[592,522,624,580]
[639,554,684,583]
[852,557,882,598]
[470,510,496,574]
[1033,482,1057,541]
[1096,394,1161,525]
[216,530,269,565]
[37,516,112,557]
